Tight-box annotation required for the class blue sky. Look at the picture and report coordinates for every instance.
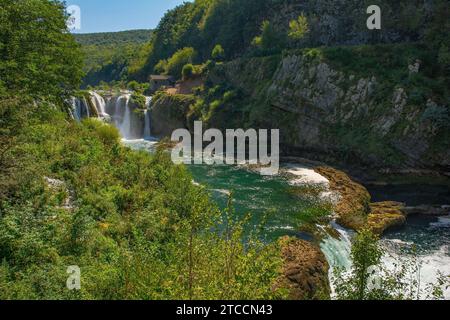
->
[66,0,190,33]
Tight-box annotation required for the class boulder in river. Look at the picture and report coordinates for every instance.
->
[367,201,407,235]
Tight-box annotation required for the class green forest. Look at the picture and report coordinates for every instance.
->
[1,0,449,301]
[75,30,153,87]
[81,0,449,85]
[0,0,285,299]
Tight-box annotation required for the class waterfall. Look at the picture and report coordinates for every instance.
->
[70,97,81,121]
[120,94,132,139]
[144,97,152,139]
[320,222,353,298]
[71,91,152,141]
[84,97,90,118]
[70,96,90,120]
[320,222,353,271]
[321,219,450,299]
[90,91,108,119]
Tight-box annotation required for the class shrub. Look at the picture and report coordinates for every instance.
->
[82,118,120,145]
[288,14,309,40]
[182,64,195,80]
[212,44,225,61]
[130,92,147,110]
[127,81,141,92]
[165,47,197,79]
[154,59,168,74]
[333,229,449,300]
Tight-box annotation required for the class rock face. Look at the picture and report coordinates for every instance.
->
[404,205,450,216]
[278,237,330,300]
[206,48,450,173]
[150,93,196,137]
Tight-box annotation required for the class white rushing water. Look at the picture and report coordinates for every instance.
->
[119,94,132,139]
[144,97,152,139]
[320,219,450,299]
[71,91,153,141]
[90,91,108,119]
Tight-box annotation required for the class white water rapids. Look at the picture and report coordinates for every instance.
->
[72,91,449,300]
[320,219,450,299]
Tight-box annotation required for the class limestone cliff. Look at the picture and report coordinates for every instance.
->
[150,92,197,137]
[205,45,449,173]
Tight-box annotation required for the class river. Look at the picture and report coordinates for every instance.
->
[73,91,450,299]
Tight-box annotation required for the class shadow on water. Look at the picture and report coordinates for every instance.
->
[368,183,450,206]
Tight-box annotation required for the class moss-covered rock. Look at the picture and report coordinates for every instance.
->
[314,166,407,234]
[315,166,370,230]
[367,201,407,235]
[277,236,330,300]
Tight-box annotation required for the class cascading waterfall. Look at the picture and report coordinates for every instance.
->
[144,97,152,139]
[320,221,353,297]
[120,94,132,139]
[70,96,90,120]
[70,97,81,121]
[71,91,153,141]
[90,91,108,119]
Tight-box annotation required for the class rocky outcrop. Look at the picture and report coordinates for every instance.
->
[314,166,408,235]
[150,92,196,137]
[278,237,330,300]
[206,46,450,173]
[44,177,75,211]
[367,201,407,235]
[315,166,370,230]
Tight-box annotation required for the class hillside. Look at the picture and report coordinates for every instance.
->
[131,0,449,173]
[74,29,153,46]
[132,0,449,80]
[76,30,153,87]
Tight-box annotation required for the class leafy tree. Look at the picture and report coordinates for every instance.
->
[211,44,225,61]
[182,64,195,80]
[127,81,142,92]
[423,0,450,74]
[333,229,448,300]
[154,59,168,75]
[0,0,83,101]
[165,47,197,79]
[252,20,286,52]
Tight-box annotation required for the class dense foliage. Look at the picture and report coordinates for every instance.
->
[129,0,450,81]
[75,30,153,87]
[79,42,153,87]
[0,0,83,101]
[77,0,449,87]
[74,29,153,46]
[0,0,286,300]
[2,0,449,301]
[0,100,285,299]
